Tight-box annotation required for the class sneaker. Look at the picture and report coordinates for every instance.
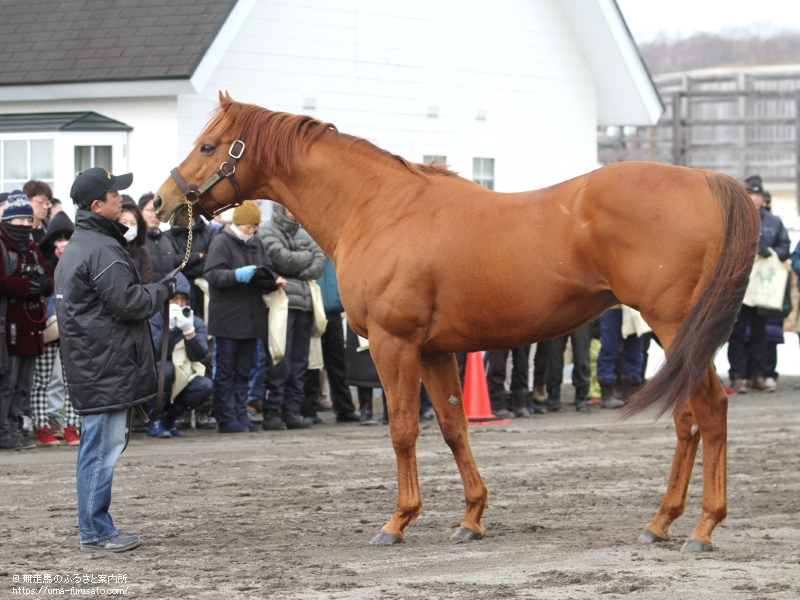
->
[513,407,532,418]
[492,407,514,419]
[63,425,81,446]
[48,417,65,439]
[419,408,437,422]
[575,400,590,412]
[166,427,183,437]
[0,435,35,450]
[306,413,323,425]
[547,400,566,412]
[730,378,747,394]
[749,376,770,392]
[146,420,171,438]
[81,532,142,553]
[601,397,625,409]
[587,397,602,405]
[35,427,61,446]
[762,377,778,392]
[195,412,218,430]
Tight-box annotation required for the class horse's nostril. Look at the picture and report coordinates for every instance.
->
[153,196,163,212]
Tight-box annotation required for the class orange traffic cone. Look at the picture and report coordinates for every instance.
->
[462,352,510,425]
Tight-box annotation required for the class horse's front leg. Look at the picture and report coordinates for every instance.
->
[368,331,424,545]
[420,352,488,542]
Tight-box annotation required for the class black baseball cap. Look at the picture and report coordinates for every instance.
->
[70,167,133,210]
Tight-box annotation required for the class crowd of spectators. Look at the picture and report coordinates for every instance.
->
[0,172,795,450]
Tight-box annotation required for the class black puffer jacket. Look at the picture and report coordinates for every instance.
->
[146,228,180,282]
[258,205,325,311]
[55,212,168,415]
[203,225,275,339]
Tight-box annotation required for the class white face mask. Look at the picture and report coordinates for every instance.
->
[232,225,253,244]
[123,227,138,243]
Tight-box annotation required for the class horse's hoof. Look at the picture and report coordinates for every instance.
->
[681,537,714,552]
[369,530,403,545]
[638,528,668,544]
[450,527,484,542]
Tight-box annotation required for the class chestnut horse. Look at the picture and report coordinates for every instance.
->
[154,94,759,551]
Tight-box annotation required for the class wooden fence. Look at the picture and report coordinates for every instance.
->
[598,70,800,212]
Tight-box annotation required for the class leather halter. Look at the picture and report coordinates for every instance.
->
[169,139,246,220]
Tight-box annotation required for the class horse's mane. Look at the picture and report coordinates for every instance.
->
[201,100,457,177]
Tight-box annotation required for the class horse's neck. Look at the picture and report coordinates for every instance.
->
[265,139,416,259]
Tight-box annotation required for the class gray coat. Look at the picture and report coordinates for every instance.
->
[259,205,325,311]
[55,212,168,415]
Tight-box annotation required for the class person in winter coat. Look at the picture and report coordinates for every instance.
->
[147,273,212,438]
[301,256,359,424]
[0,192,53,450]
[165,215,216,319]
[728,175,790,393]
[345,325,386,425]
[139,192,180,282]
[259,205,325,431]
[119,198,153,284]
[56,167,175,553]
[204,201,283,433]
[30,211,80,447]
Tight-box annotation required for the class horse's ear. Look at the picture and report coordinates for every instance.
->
[218,91,234,108]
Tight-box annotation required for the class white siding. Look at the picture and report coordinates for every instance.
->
[0,97,177,203]
[178,0,598,192]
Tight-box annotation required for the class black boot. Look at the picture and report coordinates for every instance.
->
[359,389,378,426]
[575,398,590,412]
[546,397,566,412]
[262,410,288,431]
[283,410,313,429]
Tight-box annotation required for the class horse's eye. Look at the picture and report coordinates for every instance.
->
[199,143,216,155]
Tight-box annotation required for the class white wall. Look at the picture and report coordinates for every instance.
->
[0,97,177,204]
[178,0,599,192]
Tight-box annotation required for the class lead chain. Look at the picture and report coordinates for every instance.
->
[177,199,193,272]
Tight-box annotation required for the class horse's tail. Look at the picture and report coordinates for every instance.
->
[624,172,760,419]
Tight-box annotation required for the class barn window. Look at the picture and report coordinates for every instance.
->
[472,157,494,190]
[0,138,54,192]
[74,145,113,177]
[423,155,447,167]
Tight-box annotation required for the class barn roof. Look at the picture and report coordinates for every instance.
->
[0,0,237,86]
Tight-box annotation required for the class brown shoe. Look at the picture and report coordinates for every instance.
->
[730,378,747,394]
[749,376,770,391]
[532,382,546,402]
[48,417,65,440]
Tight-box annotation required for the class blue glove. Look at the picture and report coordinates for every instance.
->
[235,265,257,283]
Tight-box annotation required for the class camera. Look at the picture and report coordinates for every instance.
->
[181,307,191,318]
[20,264,45,278]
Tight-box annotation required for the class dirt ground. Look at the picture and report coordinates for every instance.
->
[2,379,800,600]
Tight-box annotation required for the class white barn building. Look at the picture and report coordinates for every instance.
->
[0,0,661,204]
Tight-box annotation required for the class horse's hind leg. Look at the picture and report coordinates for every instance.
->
[640,399,700,544]
[420,352,488,542]
[683,369,728,551]
[640,367,727,551]
[367,331,424,545]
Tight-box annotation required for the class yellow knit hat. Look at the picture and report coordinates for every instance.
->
[232,200,261,225]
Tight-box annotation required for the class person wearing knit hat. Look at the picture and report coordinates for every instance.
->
[204,200,286,433]
[0,190,54,451]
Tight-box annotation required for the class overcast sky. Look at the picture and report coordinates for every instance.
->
[615,0,800,42]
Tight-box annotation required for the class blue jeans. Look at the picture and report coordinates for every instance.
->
[597,309,644,384]
[76,409,128,543]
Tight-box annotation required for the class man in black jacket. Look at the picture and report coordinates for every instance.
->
[56,168,174,553]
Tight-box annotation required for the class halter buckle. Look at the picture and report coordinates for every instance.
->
[229,140,245,159]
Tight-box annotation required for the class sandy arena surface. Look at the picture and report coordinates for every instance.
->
[2,379,799,599]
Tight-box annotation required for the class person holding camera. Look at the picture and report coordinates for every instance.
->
[0,192,53,450]
[56,168,176,553]
[147,273,212,437]
[204,201,284,433]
